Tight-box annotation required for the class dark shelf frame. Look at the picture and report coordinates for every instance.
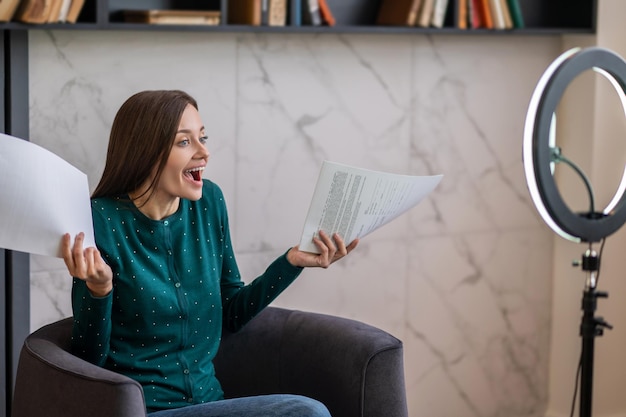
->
[1,29,29,417]
[0,0,597,35]
[0,23,597,35]
[0,0,597,416]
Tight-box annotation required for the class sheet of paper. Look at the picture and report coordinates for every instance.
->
[0,133,95,258]
[299,161,443,253]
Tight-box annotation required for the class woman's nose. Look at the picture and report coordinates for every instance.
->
[196,141,210,159]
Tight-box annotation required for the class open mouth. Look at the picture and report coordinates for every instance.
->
[185,166,205,182]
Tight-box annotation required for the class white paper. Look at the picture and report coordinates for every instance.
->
[299,161,443,253]
[0,133,95,258]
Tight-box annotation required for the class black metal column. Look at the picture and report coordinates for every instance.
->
[1,29,30,417]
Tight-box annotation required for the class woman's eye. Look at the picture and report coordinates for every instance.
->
[199,136,208,144]
[178,139,190,146]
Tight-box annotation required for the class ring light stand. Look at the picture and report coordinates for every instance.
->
[523,47,626,417]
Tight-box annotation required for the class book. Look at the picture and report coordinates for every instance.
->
[66,0,85,23]
[474,0,493,28]
[15,0,55,24]
[506,0,524,28]
[290,0,302,26]
[268,0,287,26]
[456,0,467,29]
[303,0,322,26]
[46,0,64,23]
[469,0,481,28]
[318,0,335,26]
[467,0,474,28]
[261,0,269,24]
[416,0,434,28]
[123,10,221,25]
[376,0,422,27]
[0,0,22,22]
[299,161,442,254]
[488,0,505,29]
[499,0,513,29]
[430,0,449,28]
[228,0,262,25]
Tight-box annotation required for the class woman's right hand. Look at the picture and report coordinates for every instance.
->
[62,232,113,297]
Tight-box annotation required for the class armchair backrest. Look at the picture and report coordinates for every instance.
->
[216,307,409,417]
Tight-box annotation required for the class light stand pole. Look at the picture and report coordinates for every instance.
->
[524,47,626,417]
[578,249,612,417]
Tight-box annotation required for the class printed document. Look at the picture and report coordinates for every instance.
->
[299,161,443,253]
[0,133,95,258]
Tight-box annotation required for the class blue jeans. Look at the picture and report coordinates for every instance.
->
[147,394,331,417]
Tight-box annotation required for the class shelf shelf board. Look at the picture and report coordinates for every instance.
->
[0,22,596,36]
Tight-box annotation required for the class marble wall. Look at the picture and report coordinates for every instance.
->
[28,30,560,417]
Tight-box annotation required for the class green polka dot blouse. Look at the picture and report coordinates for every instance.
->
[71,180,303,412]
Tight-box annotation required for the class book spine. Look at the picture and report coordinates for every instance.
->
[290,0,301,26]
[479,0,493,28]
[306,0,322,26]
[261,0,269,25]
[318,0,335,26]
[499,0,512,28]
[506,0,524,28]
[407,0,423,26]
[431,0,449,28]
[268,0,286,26]
[488,0,505,29]
[466,0,473,28]
[456,0,467,29]
[417,0,434,27]
[0,0,21,22]
[469,0,481,28]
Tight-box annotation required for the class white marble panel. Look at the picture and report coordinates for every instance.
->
[405,229,552,417]
[232,33,413,253]
[30,255,72,330]
[409,36,562,236]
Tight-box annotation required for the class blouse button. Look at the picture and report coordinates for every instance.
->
[175,282,181,288]
[164,220,169,226]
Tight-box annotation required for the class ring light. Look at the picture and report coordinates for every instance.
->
[523,47,626,243]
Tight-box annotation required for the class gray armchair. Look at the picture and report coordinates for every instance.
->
[12,307,408,417]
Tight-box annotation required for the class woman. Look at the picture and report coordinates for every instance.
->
[62,90,358,417]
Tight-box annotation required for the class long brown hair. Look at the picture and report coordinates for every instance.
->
[92,90,198,200]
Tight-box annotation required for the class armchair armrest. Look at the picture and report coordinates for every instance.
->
[214,307,408,417]
[12,318,146,417]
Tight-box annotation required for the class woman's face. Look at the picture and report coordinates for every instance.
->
[156,104,210,202]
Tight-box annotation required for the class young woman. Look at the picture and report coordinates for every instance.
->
[62,90,358,417]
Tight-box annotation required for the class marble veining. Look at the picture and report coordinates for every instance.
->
[28,30,557,417]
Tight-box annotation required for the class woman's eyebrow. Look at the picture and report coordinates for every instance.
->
[176,126,206,134]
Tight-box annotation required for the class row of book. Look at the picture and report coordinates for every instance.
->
[120,1,287,27]
[0,0,85,24]
[229,0,294,27]
[226,0,332,27]
[457,0,524,29]
[0,0,521,29]
[377,0,524,29]
[228,0,523,29]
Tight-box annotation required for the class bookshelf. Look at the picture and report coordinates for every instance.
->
[0,0,597,35]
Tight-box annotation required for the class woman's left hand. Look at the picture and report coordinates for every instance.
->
[287,230,359,268]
